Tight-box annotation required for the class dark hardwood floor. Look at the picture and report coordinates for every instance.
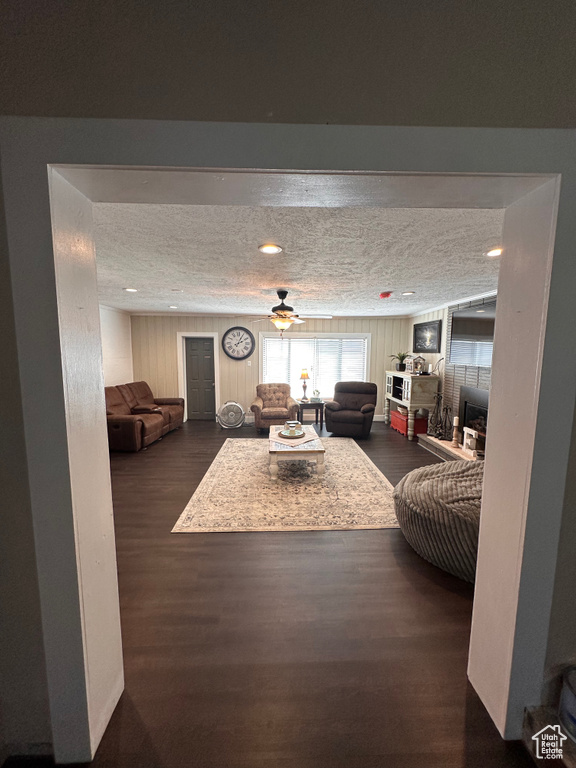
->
[7,423,532,768]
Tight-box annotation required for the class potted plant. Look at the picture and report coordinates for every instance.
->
[311,389,321,402]
[390,352,411,372]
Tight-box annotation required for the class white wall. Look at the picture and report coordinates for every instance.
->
[99,305,133,386]
[468,179,566,737]
[49,170,124,760]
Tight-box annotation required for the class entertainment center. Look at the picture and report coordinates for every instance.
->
[383,371,441,440]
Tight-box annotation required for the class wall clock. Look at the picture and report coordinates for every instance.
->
[222,326,255,360]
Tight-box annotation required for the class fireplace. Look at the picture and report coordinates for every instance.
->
[459,385,489,444]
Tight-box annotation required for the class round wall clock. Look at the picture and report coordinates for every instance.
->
[222,326,256,360]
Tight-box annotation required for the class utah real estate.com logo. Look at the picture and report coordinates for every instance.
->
[532,724,567,760]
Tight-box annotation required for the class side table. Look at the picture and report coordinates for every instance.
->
[297,400,325,430]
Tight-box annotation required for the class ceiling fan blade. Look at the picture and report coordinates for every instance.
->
[250,318,269,324]
[292,318,306,324]
[298,315,333,320]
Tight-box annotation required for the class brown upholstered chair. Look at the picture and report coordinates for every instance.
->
[250,383,299,431]
[325,381,378,438]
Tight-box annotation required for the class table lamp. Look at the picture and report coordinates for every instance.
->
[300,369,310,402]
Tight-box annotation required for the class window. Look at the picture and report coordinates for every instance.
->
[449,339,494,367]
[261,334,369,398]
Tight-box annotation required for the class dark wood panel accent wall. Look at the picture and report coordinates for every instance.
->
[442,298,494,417]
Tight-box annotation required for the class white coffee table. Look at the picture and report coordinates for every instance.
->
[268,425,325,482]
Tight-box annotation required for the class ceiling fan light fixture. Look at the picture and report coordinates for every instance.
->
[259,244,283,255]
[271,316,293,331]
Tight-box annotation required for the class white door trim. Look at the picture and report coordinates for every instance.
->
[176,331,220,421]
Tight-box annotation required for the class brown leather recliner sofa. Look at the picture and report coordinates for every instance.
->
[250,383,299,431]
[105,380,184,451]
[325,381,378,439]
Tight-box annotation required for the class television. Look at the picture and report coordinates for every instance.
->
[449,299,496,367]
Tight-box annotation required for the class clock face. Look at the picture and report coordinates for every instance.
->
[222,326,255,360]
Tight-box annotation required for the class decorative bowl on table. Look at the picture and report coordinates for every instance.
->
[279,420,304,438]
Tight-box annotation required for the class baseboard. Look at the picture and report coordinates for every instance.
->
[373,414,385,422]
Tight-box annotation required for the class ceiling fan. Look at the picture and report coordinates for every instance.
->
[254,289,332,330]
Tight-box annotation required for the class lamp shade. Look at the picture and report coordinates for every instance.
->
[300,369,310,380]
[271,316,293,331]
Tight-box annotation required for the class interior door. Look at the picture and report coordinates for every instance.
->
[185,337,216,420]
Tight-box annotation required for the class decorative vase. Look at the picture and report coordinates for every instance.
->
[396,363,406,371]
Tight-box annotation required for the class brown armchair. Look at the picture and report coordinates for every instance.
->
[251,383,299,431]
[325,381,378,438]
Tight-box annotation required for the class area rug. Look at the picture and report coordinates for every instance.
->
[172,438,398,533]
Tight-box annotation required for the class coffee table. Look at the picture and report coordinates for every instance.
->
[268,425,325,482]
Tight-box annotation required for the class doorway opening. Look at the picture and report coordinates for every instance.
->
[4,117,571,766]
[51,162,555,756]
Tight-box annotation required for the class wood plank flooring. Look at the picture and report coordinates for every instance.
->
[5,423,532,768]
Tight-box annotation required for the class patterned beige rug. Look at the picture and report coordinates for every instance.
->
[172,437,398,533]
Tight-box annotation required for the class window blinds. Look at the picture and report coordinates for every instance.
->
[449,339,494,367]
[262,336,368,398]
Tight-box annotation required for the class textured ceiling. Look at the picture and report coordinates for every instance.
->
[94,205,503,316]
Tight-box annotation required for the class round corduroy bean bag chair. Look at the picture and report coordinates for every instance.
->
[393,460,483,582]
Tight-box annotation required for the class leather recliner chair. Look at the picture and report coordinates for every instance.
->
[325,381,377,438]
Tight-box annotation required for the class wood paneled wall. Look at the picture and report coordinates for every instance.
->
[131,314,411,417]
[407,308,448,374]
[408,301,494,419]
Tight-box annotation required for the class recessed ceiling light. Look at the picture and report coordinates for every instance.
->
[486,248,503,257]
[169,305,178,309]
[402,291,415,296]
[258,244,283,254]
[124,288,138,292]
[476,309,486,313]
